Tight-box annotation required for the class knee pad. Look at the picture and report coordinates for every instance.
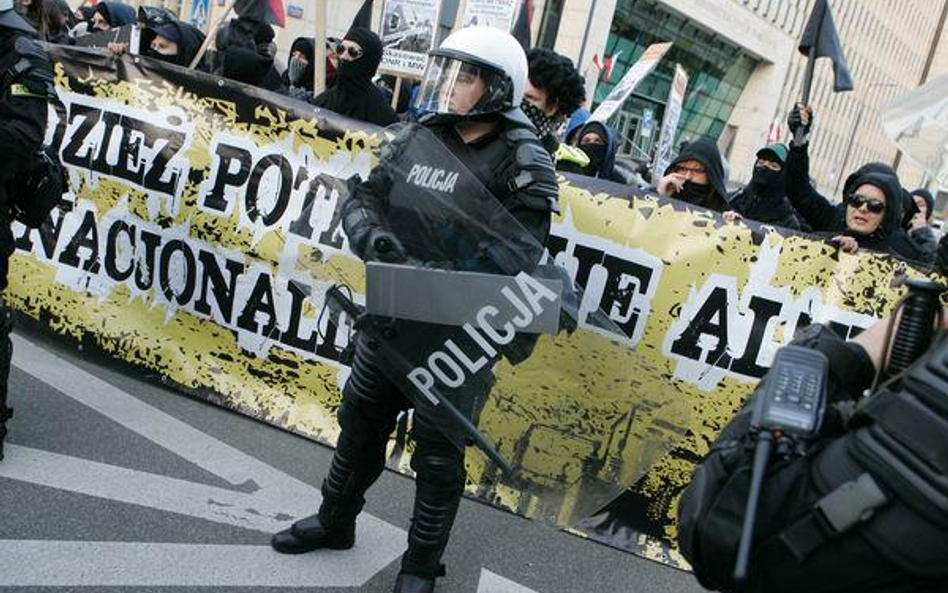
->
[410,444,465,492]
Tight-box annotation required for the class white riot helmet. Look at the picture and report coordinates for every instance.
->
[414,26,528,120]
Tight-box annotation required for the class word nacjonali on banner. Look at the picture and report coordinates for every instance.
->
[14,202,354,364]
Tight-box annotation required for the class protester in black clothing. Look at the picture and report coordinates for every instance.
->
[656,137,730,212]
[280,36,315,98]
[569,120,624,182]
[784,105,922,258]
[725,144,802,229]
[90,1,134,32]
[212,18,282,91]
[270,26,558,593]
[908,188,938,258]
[143,19,205,67]
[311,27,396,127]
[521,48,585,156]
[0,0,56,459]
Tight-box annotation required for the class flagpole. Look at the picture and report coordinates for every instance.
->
[189,0,238,69]
[314,0,328,94]
[800,50,817,105]
[454,0,468,29]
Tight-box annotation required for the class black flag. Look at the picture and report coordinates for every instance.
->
[798,0,853,93]
[233,0,285,27]
[351,0,373,30]
[511,0,532,52]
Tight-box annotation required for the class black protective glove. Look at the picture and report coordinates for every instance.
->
[787,103,813,147]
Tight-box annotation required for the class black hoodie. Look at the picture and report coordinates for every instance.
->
[311,27,396,127]
[664,137,730,212]
[213,18,282,91]
[786,144,914,257]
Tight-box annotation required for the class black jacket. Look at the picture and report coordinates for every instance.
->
[729,182,802,230]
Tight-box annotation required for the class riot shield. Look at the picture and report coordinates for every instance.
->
[318,123,689,527]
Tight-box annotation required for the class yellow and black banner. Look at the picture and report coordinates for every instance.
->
[8,46,933,568]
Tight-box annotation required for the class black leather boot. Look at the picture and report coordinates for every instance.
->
[270,512,355,554]
[392,565,445,593]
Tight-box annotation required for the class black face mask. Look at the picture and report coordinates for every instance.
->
[521,100,561,138]
[750,167,782,191]
[581,143,607,172]
[676,180,713,205]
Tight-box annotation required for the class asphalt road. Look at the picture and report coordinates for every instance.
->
[0,323,706,593]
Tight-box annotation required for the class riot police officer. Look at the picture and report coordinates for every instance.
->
[270,27,559,593]
[0,0,55,460]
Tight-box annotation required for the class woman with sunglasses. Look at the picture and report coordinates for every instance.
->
[785,104,917,258]
[310,27,397,127]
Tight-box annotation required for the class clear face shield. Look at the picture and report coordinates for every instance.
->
[413,55,513,117]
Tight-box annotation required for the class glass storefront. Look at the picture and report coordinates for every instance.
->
[593,0,757,163]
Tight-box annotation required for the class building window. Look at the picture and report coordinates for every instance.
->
[595,0,758,162]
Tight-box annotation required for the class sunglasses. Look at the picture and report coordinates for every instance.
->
[339,44,363,59]
[848,193,886,214]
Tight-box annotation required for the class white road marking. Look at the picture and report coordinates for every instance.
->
[0,540,397,587]
[477,568,541,593]
[1,334,406,587]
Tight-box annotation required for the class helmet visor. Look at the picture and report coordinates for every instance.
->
[413,55,512,117]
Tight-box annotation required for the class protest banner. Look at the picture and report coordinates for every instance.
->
[13,47,935,568]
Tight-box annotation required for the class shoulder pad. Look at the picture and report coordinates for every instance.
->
[3,36,55,100]
[501,131,560,215]
[505,128,536,145]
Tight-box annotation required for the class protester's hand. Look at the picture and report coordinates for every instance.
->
[910,212,928,231]
[657,172,686,197]
[831,235,859,254]
[723,211,743,223]
[788,103,813,146]
[107,42,128,57]
[287,86,312,102]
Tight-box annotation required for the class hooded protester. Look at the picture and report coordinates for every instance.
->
[281,36,315,96]
[908,188,938,258]
[564,107,589,145]
[656,137,730,212]
[212,18,282,91]
[570,120,624,183]
[726,144,801,229]
[91,1,135,32]
[785,104,924,259]
[311,27,396,127]
[146,19,206,67]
